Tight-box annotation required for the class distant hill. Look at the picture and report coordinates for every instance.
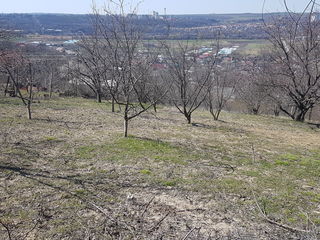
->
[0,13,281,39]
[0,13,92,35]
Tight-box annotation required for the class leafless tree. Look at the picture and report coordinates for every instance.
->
[75,32,105,103]
[40,59,64,98]
[91,0,166,137]
[264,0,320,121]
[149,68,167,113]
[236,58,269,115]
[0,51,36,119]
[161,41,217,124]
[0,30,15,50]
[206,65,237,120]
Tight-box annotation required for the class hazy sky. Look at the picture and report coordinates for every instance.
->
[0,0,315,14]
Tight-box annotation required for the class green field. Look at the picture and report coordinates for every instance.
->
[149,38,270,55]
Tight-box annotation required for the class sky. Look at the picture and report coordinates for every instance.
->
[0,0,315,15]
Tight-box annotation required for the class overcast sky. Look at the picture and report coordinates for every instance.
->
[0,0,315,14]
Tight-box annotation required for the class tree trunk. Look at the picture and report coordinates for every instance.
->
[124,117,129,137]
[13,83,17,97]
[97,92,102,103]
[4,76,10,96]
[49,71,53,98]
[186,114,191,124]
[214,109,221,121]
[27,101,32,120]
[153,103,157,113]
[209,108,218,121]
[274,105,280,117]
[308,106,313,121]
[27,63,33,120]
[294,109,307,122]
[112,98,115,112]
[13,71,18,97]
[252,108,259,115]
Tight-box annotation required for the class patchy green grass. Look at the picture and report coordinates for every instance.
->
[1,95,320,238]
[140,169,152,175]
[75,136,192,165]
[239,41,271,55]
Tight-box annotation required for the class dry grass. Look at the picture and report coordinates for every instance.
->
[0,96,320,239]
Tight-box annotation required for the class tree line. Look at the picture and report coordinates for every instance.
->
[1,0,320,137]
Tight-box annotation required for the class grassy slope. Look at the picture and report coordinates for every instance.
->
[0,96,319,239]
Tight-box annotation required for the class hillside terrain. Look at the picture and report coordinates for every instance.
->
[1,96,320,239]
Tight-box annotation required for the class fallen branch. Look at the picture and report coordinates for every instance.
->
[22,220,39,240]
[252,190,311,234]
[141,196,155,217]
[0,220,12,240]
[88,201,136,237]
[181,227,201,240]
[148,212,171,233]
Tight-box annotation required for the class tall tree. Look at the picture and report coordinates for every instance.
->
[264,0,320,121]
[92,0,165,137]
[162,41,217,124]
[206,65,237,120]
[0,51,40,119]
[76,33,104,103]
[237,57,269,115]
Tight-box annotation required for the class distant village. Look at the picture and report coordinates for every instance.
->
[0,12,267,39]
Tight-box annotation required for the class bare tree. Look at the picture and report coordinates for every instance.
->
[41,59,64,98]
[162,41,217,124]
[0,31,16,96]
[149,67,167,113]
[236,57,269,115]
[264,0,320,121]
[0,51,35,119]
[206,65,237,120]
[75,32,105,103]
[91,0,165,137]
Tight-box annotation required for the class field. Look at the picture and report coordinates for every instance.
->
[19,34,269,58]
[148,39,270,56]
[1,96,320,239]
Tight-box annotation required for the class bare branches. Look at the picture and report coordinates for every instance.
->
[85,0,167,136]
[206,63,237,120]
[264,0,320,121]
[75,34,105,102]
[162,39,218,124]
[0,50,44,119]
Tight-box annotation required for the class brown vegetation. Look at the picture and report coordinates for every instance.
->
[0,96,320,239]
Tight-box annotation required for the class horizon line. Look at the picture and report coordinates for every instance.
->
[0,11,288,15]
